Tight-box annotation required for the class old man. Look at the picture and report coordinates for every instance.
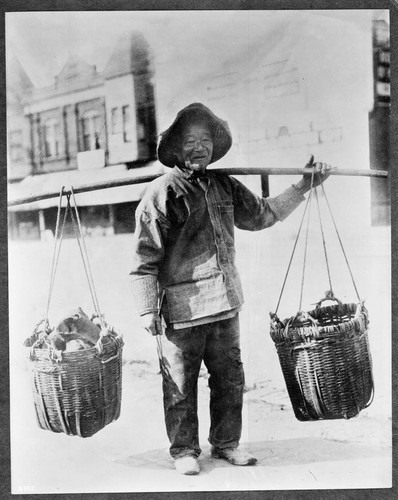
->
[130,103,332,475]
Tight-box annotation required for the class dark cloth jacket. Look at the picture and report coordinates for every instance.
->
[130,166,305,325]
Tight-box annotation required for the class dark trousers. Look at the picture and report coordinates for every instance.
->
[159,314,244,459]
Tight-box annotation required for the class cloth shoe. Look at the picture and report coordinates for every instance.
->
[211,446,257,466]
[174,455,200,475]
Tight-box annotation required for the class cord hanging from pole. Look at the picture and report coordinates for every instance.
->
[314,186,333,295]
[319,182,362,303]
[274,193,312,316]
[45,187,69,331]
[43,185,107,333]
[69,187,105,330]
[272,163,363,321]
[298,167,316,312]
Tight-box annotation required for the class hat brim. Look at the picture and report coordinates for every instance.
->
[157,103,232,168]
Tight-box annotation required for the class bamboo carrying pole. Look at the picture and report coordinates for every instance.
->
[7,167,388,207]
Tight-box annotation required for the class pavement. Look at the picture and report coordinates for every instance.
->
[8,227,392,496]
[10,357,392,495]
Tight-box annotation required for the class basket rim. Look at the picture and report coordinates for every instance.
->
[27,328,123,363]
[270,301,368,343]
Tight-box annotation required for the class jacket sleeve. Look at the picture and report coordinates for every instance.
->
[230,176,305,230]
[129,205,170,315]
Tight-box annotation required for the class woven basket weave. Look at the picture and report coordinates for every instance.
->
[26,325,123,437]
[270,301,374,421]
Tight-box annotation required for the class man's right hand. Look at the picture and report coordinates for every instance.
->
[140,312,162,336]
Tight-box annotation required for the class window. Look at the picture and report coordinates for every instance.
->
[136,104,157,158]
[9,130,24,161]
[122,105,133,142]
[43,119,61,158]
[377,65,390,80]
[137,122,145,140]
[379,50,390,64]
[278,126,290,137]
[111,107,121,135]
[81,110,102,151]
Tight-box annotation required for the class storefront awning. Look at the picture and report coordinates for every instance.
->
[8,162,166,211]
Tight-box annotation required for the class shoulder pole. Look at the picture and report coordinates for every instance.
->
[7,167,388,207]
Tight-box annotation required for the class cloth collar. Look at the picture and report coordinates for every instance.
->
[174,165,209,182]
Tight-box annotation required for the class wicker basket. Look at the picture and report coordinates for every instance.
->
[25,322,123,437]
[270,299,374,421]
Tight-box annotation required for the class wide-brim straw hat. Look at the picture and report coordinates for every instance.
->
[157,103,232,168]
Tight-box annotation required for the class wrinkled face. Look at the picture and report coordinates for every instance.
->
[177,120,214,175]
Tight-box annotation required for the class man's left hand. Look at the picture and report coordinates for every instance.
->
[295,155,336,192]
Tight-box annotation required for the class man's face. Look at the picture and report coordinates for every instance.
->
[177,120,214,175]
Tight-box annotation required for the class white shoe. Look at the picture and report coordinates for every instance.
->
[211,446,257,466]
[174,455,200,475]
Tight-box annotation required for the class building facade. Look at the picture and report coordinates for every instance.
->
[8,15,391,241]
[169,11,390,229]
[7,31,159,240]
[369,18,391,226]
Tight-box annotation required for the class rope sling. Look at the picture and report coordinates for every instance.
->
[43,186,106,335]
[272,164,361,320]
[24,187,123,437]
[269,165,374,421]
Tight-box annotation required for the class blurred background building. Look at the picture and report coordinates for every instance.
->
[6,11,391,240]
[369,18,391,226]
[7,31,161,239]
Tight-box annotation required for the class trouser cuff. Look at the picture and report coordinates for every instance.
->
[171,447,201,459]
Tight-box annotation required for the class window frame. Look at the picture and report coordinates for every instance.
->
[122,105,133,143]
[8,129,24,162]
[80,110,102,151]
[43,118,61,159]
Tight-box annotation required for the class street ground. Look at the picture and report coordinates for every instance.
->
[8,219,392,494]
